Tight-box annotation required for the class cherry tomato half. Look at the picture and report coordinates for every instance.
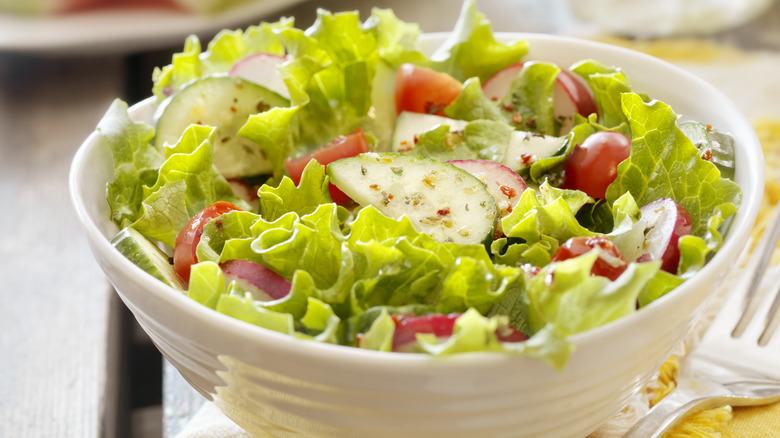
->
[551,235,628,281]
[284,128,371,205]
[562,131,631,199]
[173,201,242,285]
[394,63,462,116]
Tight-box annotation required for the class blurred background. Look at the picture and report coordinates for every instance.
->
[1,0,778,437]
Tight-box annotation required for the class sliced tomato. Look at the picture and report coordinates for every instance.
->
[562,131,631,199]
[551,235,628,281]
[173,201,242,286]
[394,63,462,116]
[284,128,370,205]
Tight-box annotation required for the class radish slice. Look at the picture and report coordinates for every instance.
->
[220,259,291,300]
[448,159,527,218]
[392,313,459,352]
[482,63,524,101]
[638,198,692,274]
[554,69,598,132]
[229,53,290,99]
[391,313,527,352]
[482,62,597,134]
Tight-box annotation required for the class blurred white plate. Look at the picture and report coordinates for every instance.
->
[0,0,307,56]
[566,0,775,38]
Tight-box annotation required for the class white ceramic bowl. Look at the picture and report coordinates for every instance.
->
[70,33,763,438]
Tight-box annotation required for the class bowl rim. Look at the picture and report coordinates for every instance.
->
[69,31,764,370]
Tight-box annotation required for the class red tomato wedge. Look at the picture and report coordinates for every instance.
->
[551,235,628,281]
[173,201,242,286]
[284,128,370,205]
[394,63,462,116]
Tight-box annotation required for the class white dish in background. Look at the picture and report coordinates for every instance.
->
[70,31,763,438]
[567,0,775,38]
[0,0,307,56]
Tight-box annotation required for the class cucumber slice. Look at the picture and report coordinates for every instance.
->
[111,227,184,290]
[368,61,399,152]
[679,120,735,180]
[154,75,289,179]
[391,111,566,172]
[448,159,527,218]
[502,131,567,172]
[391,112,467,152]
[328,153,497,245]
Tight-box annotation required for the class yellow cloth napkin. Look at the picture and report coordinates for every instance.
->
[723,403,780,437]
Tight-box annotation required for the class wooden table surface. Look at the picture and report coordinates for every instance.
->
[1,0,778,437]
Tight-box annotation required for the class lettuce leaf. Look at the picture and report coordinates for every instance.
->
[427,0,527,82]
[131,124,247,247]
[443,77,504,122]
[501,324,573,371]
[408,119,513,162]
[364,8,429,68]
[196,202,520,318]
[251,204,347,288]
[197,210,259,264]
[273,11,378,149]
[607,192,647,263]
[416,308,504,354]
[296,297,342,343]
[679,120,736,180]
[525,252,660,336]
[238,106,304,184]
[216,285,295,334]
[528,116,596,184]
[238,11,383,179]
[100,99,162,229]
[357,307,395,351]
[498,61,560,136]
[438,257,522,315]
[416,309,572,371]
[501,182,595,247]
[637,269,685,307]
[605,93,741,239]
[368,0,527,84]
[677,202,738,278]
[257,160,333,221]
[152,19,292,100]
[569,60,633,136]
[187,261,226,309]
[490,236,558,268]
